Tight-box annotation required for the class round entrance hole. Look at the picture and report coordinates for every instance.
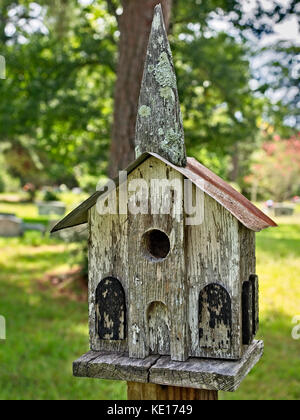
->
[142,229,171,261]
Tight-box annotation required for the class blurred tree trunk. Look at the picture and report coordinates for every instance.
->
[109,0,173,177]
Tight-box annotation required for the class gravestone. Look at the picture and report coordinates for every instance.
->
[0,215,23,237]
[274,205,294,217]
[37,201,66,216]
[0,213,16,217]
[23,223,46,235]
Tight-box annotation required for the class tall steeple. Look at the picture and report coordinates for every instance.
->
[135,4,187,167]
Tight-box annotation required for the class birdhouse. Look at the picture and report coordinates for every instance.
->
[52,5,276,393]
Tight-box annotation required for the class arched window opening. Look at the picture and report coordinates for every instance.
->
[199,284,232,351]
[96,277,126,341]
[147,301,170,355]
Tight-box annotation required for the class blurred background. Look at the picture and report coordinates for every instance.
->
[0,0,299,400]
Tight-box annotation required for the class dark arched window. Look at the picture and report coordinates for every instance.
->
[199,283,232,350]
[96,277,126,341]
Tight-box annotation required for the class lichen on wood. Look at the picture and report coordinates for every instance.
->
[135,4,187,167]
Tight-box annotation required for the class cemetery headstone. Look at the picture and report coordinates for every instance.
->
[0,215,23,237]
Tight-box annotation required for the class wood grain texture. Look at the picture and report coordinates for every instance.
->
[88,160,258,362]
[127,382,218,400]
[127,157,188,361]
[135,5,186,167]
[250,274,259,336]
[88,195,129,353]
[73,351,160,383]
[242,281,253,345]
[186,189,242,360]
[148,301,170,355]
[239,224,257,347]
[73,340,264,392]
[149,340,264,392]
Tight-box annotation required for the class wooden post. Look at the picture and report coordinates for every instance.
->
[128,382,218,401]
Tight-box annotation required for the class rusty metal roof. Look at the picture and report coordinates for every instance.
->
[51,152,277,233]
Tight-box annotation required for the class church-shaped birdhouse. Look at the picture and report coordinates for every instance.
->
[52,5,276,393]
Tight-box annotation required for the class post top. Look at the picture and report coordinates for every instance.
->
[135,3,187,167]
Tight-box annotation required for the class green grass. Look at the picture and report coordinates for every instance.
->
[0,232,125,400]
[0,209,299,400]
[221,222,300,400]
[0,192,88,227]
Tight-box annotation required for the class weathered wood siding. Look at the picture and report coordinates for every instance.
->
[128,157,188,361]
[88,196,129,353]
[74,340,264,392]
[186,187,242,360]
[242,280,253,345]
[88,156,257,361]
[147,301,170,355]
[239,224,257,348]
[250,274,259,336]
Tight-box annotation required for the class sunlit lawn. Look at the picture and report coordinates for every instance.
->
[0,202,299,400]
[0,233,125,400]
[0,192,88,226]
[222,220,300,400]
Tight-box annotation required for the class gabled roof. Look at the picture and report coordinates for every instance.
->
[51,152,277,233]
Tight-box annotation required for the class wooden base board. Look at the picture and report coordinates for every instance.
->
[73,340,263,392]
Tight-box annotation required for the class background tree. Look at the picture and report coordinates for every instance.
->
[0,0,299,194]
[108,0,173,177]
[108,0,299,177]
[245,134,300,202]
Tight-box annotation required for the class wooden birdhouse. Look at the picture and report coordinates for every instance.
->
[52,4,276,395]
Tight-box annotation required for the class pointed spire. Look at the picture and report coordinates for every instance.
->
[135,4,187,167]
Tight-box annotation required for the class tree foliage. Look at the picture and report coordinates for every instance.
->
[245,134,300,201]
[0,0,298,191]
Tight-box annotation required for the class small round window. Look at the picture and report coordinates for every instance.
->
[142,229,171,262]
